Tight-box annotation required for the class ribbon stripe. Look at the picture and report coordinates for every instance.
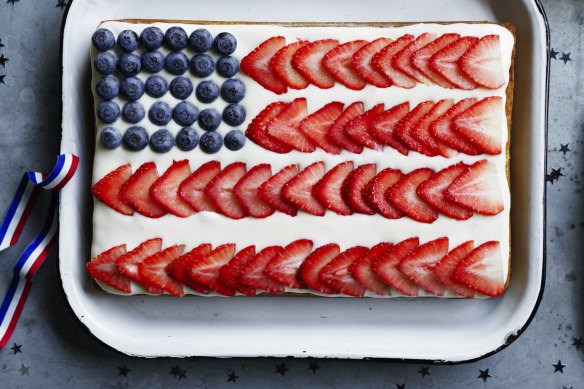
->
[0,153,78,349]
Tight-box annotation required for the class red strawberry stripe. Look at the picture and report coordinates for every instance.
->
[327,101,365,154]
[116,238,163,285]
[205,162,248,219]
[167,244,213,294]
[267,97,314,152]
[150,160,196,218]
[350,242,393,295]
[392,32,437,85]
[364,168,404,219]
[258,164,299,216]
[298,244,340,294]
[270,40,310,90]
[373,237,420,296]
[138,245,186,297]
[430,36,479,90]
[188,244,237,296]
[313,161,355,215]
[369,102,410,155]
[240,246,286,293]
[399,237,449,296]
[241,36,288,94]
[219,246,257,296]
[453,241,505,297]
[430,98,482,155]
[91,164,134,216]
[299,101,344,155]
[87,244,131,293]
[345,103,384,150]
[395,101,436,156]
[179,161,221,212]
[352,37,393,87]
[245,102,292,154]
[411,33,460,88]
[283,162,327,216]
[434,241,476,298]
[265,239,313,288]
[322,40,368,90]
[233,164,275,218]
[412,99,455,156]
[120,162,167,218]
[342,164,377,215]
[292,39,339,89]
[372,35,417,88]
[389,168,438,224]
[459,35,505,89]
[320,246,369,297]
[453,96,503,155]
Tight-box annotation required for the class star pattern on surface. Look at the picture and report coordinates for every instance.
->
[546,167,565,184]
[307,361,320,374]
[0,38,4,48]
[559,144,570,155]
[571,336,583,350]
[0,74,5,84]
[0,54,9,67]
[10,343,22,354]
[275,363,288,377]
[418,366,430,377]
[396,384,405,389]
[227,371,239,383]
[169,366,187,380]
[6,0,19,5]
[550,48,559,59]
[19,363,30,376]
[117,365,130,377]
[478,368,492,382]
[552,360,565,373]
[560,52,571,64]
[56,0,67,10]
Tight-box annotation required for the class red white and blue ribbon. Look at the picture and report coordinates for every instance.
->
[0,153,79,349]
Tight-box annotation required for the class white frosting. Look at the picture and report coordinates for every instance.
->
[91,21,514,297]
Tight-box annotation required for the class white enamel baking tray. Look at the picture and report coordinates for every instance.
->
[59,0,548,361]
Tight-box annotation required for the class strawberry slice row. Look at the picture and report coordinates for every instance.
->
[87,238,507,298]
[92,159,505,223]
[241,34,506,93]
[246,96,504,156]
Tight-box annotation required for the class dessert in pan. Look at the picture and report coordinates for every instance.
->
[86,20,514,298]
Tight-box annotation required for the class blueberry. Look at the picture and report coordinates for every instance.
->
[117,30,139,52]
[95,75,119,101]
[149,129,174,153]
[140,27,164,50]
[198,108,221,131]
[123,126,149,151]
[164,26,188,51]
[220,79,245,103]
[199,131,223,154]
[173,101,199,127]
[164,52,189,75]
[189,29,213,53]
[175,127,199,151]
[97,101,120,124]
[213,32,237,55]
[122,101,146,123]
[92,28,115,51]
[216,56,239,78]
[224,129,246,151]
[144,75,168,98]
[141,50,165,73]
[119,77,144,101]
[148,101,173,125]
[169,77,193,100]
[222,104,246,126]
[195,80,219,103]
[99,127,122,149]
[118,53,142,76]
[94,51,118,75]
[190,54,215,77]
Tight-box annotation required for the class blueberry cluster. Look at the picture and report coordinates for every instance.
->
[92,26,247,154]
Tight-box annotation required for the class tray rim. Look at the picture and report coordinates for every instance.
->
[57,0,549,362]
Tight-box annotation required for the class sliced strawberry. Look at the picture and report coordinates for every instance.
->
[345,103,384,150]
[178,161,221,213]
[364,168,403,219]
[298,101,344,154]
[459,35,505,89]
[327,101,364,154]
[246,102,292,153]
[219,246,257,296]
[166,244,213,294]
[91,164,134,216]
[313,161,354,215]
[430,98,482,155]
[267,97,314,152]
[233,164,275,218]
[446,159,504,215]
[258,164,299,216]
[373,238,420,296]
[411,33,460,88]
[342,164,377,215]
[188,244,236,296]
[119,162,167,218]
[115,238,163,289]
[389,168,438,223]
[320,246,369,297]
[417,163,473,220]
[282,162,326,216]
[87,244,130,293]
[393,33,436,84]
[322,40,368,90]
[430,36,479,90]
[269,40,310,89]
[241,36,288,94]
[372,35,417,88]
[434,241,476,298]
[298,244,340,294]
[349,242,393,295]
[453,96,503,155]
[369,102,410,155]
[150,160,196,218]
[352,38,393,87]
[265,239,313,289]
[138,245,185,297]
[240,246,286,293]
[205,162,248,219]
[292,39,339,89]
[453,241,505,297]
[395,101,436,156]
[399,237,449,296]
[412,99,455,155]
